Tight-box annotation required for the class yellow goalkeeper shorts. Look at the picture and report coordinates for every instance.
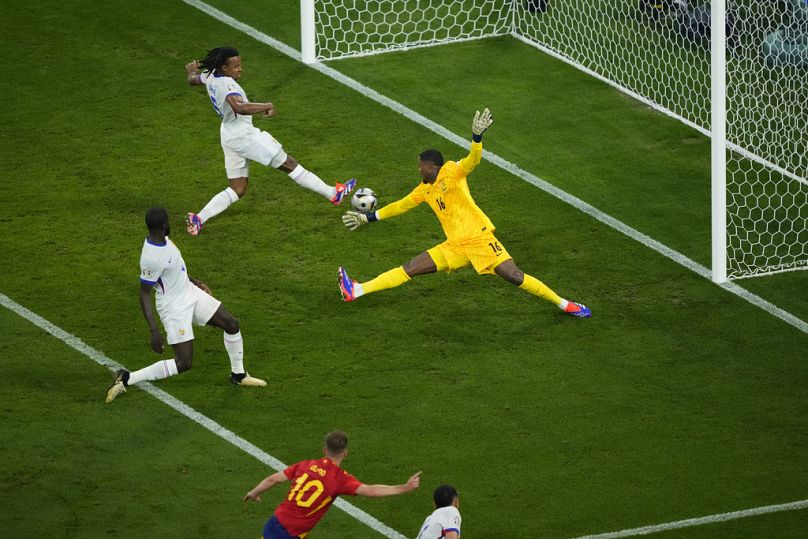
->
[427,233,512,275]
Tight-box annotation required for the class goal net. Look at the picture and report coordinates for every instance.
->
[309,0,808,280]
[312,0,511,61]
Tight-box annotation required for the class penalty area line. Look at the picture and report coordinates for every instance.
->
[0,292,407,539]
[571,498,808,538]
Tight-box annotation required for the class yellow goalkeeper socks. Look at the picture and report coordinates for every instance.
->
[519,274,564,306]
[362,266,411,295]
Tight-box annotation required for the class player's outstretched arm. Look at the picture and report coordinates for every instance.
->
[458,107,492,173]
[243,471,288,502]
[342,194,422,231]
[355,471,421,497]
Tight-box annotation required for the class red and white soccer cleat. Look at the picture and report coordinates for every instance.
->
[331,178,357,205]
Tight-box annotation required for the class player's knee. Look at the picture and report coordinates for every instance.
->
[225,317,240,335]
[231,182,248,198]
[283,155,298,170]
[498,265,523,286]
[175,356,193,373]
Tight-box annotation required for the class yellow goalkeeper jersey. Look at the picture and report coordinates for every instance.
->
[377,141,494,243]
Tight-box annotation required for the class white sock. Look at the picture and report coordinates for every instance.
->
[288,164,336,200]
[128,359,179,385]
[558,299,569,311]
[224,331,245,374]
[354,282,364,298]
[198,187,239,223]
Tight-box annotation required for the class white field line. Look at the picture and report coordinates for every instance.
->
[572,498,808,538]
[0,293,407,539]
[182,0,808,337]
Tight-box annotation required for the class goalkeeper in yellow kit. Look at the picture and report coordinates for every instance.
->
[338,108,591,318]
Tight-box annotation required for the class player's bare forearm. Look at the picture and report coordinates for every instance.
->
[139,283,164,353]
[356,471,421,497]
[356,484,409,497]
[234,102,275,116]
[244,472,287,502]
[139,284,159,333]
[225,94,275,117]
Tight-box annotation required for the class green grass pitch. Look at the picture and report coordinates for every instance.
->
[1,0,807,537]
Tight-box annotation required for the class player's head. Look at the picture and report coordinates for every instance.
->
[199,46,242,79]
[145,207,170,236]
[323,430,349,458]
[433,484,459,509]
[418,149,444,183]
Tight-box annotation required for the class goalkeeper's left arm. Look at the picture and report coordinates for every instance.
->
[342,194,420,231]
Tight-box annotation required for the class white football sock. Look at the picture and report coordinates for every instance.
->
[198,187,239,223]
[558,299,569,311]
[288,164,336,200]
[224,331,245,374]
[128,359,179,385]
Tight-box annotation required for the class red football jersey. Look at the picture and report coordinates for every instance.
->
[273,458,363,537]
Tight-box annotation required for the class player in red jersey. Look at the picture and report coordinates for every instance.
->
[244,430,421,538]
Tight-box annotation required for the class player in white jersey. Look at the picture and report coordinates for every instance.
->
[183,46,356,235]
[416,484,461,539]
[105,208,266,403]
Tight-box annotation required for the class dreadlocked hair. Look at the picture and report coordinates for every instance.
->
[198,46,239,75]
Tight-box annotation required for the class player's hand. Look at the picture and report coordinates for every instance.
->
[149,328,164,354]
[185,60,199,75]
[472,108,493,136]
[243,491,262,502]
[405,471,422,492]
[195,281,212,295]
[342,211,369,231]
[262,103,276,118]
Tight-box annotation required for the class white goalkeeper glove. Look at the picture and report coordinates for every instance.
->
[342,211,369,231]
[472,108,494,136]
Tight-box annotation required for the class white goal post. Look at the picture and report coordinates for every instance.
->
[301,0,808,282]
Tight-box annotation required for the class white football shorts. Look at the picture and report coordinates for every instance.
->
[159,285,222,345]
[222,131,288,178]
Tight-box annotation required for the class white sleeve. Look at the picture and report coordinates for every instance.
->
[140,253,163,285]
[441,508,461,535]
[199,71,210,84]
[225,78,243,99]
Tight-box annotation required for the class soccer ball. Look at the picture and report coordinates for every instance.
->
[351,187,378,213]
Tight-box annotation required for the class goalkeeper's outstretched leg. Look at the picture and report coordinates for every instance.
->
[493,259,591,318]
[338,252,437,302]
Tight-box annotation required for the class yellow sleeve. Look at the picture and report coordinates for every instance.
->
[377,192,421,220]
[457,141,483,175]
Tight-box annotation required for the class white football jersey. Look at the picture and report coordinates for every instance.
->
[416,506,461,539]
[139,238,196,313]
[200,72,260,143]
